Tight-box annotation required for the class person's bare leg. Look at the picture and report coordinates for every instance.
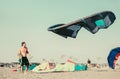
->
[24,65,29,74]
[21,66,24,73]
[26,66,28,72]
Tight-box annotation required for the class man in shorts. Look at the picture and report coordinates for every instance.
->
[18,42,30,73]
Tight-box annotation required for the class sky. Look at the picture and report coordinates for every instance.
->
[0,0,120,64]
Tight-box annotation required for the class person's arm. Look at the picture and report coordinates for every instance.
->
[18,49,21,59]
[26,47,29,54]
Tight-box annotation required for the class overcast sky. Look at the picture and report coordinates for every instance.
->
[0,0,120,64]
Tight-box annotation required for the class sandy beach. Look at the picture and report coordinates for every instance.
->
[0,67,119,79]
[0,1,120,79]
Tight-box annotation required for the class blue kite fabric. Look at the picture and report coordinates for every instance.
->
[107,47,120,69]
[75,64,88,71]
[48,11,116,38]
[22,64,37,71]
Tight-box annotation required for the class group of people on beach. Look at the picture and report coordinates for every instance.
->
[17,41,93,73]
[20,41,120,74]
[17,42,92,73]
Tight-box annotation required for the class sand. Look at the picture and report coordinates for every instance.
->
[0,67,120,79]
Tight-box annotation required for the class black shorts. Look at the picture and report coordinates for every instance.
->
[21,57,29,66]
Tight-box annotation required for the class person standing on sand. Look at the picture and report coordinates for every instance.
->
[18,42,30,73]
[87,59,91,70]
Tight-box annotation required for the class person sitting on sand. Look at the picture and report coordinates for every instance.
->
[18,42,30,73]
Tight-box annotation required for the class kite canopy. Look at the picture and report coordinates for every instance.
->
[107,47,120,69]
[48,24,81,38]
[48,11,116,38]
[82,11,116,34]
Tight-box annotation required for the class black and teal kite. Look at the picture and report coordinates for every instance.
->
[48,11,116,38]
